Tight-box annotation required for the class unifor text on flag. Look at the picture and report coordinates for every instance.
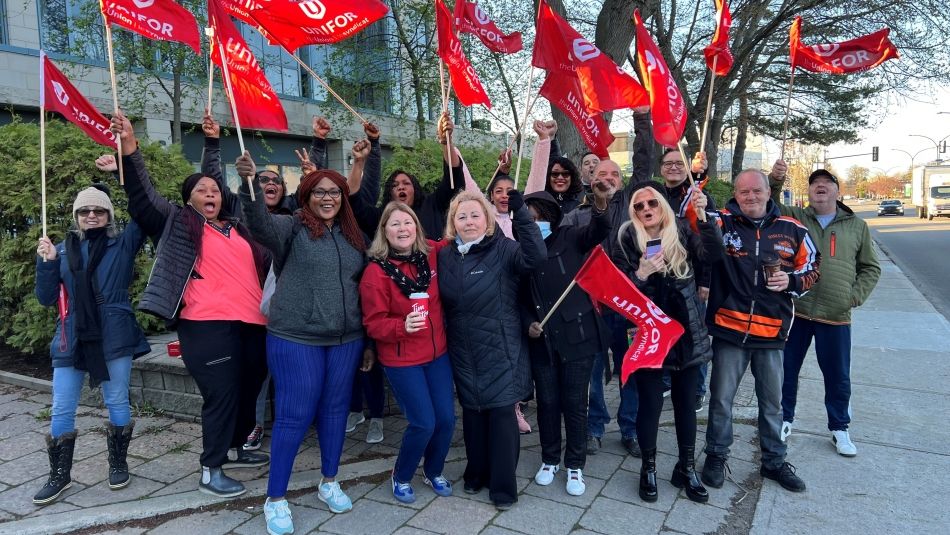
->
[789,16,899,74]
[633,9,687,148]
[540,73,613,158]
[249,0,389,51]
[41,52,117,148]
[453,0,523,54]
[436,0,491,108]
[101,0,201,54]
[574,246,684,385]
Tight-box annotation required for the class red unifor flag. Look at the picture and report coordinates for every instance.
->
[634,9,687,148]
[100,0,201,54]
[208,0,288,132]
[678,177,710,234]
[436,0,491,108]
[703,0,734,76]
[249,0,389,52]
[453,0,523,54]
[41,52,117,148]
[540,73,613,158]
[789,16,898,74]
[574,246,684,385]
[532,0,647,113]
[214,0,266,27]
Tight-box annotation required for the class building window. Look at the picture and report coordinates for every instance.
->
[40,0,105,60]
[240,24,301,98]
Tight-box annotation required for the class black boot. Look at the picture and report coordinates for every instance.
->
[198,466,247,498]
[106,420,134,490]
[639,448,658,502]
[33,431,77,505]
[671,446,709,503]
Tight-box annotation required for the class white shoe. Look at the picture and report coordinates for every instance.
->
[534,463,558,486]
[345,412,365,433]
[781,421,793,442]
[832,430,857,457]
[565,468,585,496]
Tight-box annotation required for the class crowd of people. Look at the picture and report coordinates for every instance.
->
[32,108,879,535]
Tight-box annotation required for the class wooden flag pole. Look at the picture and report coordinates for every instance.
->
[216,40,254,201]
[204,27,215,111]
[100,4,124,185]
[699,56,718,154]
[780,68,796,161]
[539,280,577,329]
[438,61,456,188]
[513,67,537,190]
[488,91,541,184]
[39,56,48,243]
[677,140,705,222]
[286,52,367,124]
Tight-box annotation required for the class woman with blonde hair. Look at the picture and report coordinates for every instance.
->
[437,188,546,510]
[612,182,721,504]
[360,202,455,504]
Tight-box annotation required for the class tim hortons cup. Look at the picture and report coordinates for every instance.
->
[410,292,430,328]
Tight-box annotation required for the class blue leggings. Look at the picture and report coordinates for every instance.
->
[51,357,132,438]
[266,334,363,497]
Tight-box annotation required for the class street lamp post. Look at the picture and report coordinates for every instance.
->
[893,147,934,218]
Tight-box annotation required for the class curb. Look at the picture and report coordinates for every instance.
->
[0,370,52,393]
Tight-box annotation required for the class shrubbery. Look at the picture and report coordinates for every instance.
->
[0,117,193,355]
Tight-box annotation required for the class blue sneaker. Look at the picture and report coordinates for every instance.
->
[391,476,416,503]
[318,479,353,513]
[263,498,294,535]
[424,475,453,497]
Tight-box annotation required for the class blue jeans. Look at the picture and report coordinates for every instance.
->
[52,357,132,438]
[266,335,363,497]
[587,311,638,439]
[782,318,852,431]
[384,355,456,483]
[705,338,786,469]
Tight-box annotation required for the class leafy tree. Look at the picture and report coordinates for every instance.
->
[0,117,193,356]
[847,164,869,184]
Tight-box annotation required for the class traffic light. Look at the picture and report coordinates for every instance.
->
[872,146,879,161]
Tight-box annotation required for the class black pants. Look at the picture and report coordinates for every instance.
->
[350,360,385,418]
[635,366,701,453]
[178,319,267,467]
[462,405,520,505]
[531,347,595,469]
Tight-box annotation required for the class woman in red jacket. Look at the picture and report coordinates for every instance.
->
[359,202,454,505]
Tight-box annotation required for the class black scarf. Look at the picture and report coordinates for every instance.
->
[65,227,111,387]
[372,251,431,298]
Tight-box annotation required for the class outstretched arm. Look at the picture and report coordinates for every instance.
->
[110,111,174,238]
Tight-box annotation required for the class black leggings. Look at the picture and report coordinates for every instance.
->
[634,366,701,453]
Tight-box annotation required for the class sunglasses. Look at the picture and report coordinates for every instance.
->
[549,170,571,178]
[633,199,660,212]
[259,174,283,185]
[77,208,108,217]
[311,188,342,199]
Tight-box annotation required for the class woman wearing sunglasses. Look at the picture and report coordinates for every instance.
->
[525,119,583,214]
[612,183,721,504]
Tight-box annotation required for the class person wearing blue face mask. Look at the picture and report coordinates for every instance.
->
[519,188,611,497]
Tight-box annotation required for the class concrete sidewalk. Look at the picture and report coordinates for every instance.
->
[0,243,947,535]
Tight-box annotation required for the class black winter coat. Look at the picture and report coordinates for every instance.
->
[437,205,547,410]
[612,218,722,370]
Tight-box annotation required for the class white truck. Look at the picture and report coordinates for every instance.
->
[912,163,950,219]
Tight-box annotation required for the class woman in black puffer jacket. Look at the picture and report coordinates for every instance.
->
[612,182,721,505]
[437,189,546,510]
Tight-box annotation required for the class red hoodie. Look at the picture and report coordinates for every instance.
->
[359,240,448,367]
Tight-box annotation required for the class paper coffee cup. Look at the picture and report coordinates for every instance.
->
[409,292,430,329]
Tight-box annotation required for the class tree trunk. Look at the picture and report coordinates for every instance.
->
[172,70,182,145]
[413,68,426,140]
[731,95,749,179]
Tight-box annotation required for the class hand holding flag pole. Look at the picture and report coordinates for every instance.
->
[99,0,124,185]
[676,141,706,222]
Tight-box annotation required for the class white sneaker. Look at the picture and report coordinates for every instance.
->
[345,412,365,433]
[565,468,585,496]
[781,421,793,442]
[534,463,559,486]
[263,498,294,535]
[366,418,384,444]
[832,430,857,457]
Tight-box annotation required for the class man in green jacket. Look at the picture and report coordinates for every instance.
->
[768,164,881,457]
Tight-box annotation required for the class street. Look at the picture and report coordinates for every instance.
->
[854,202,950,321]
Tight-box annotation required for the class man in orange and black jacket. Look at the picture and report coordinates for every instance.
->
[700,169,820,494]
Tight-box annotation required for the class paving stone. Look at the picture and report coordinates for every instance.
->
[392,528,440,535]
[522,473,606,508]
[234,503,331,535]
[478,527,524,535]
[0,430,45,461]
[578,496,666,535]
[319,497,415,535]
[70,452,145,486]
[579,450,624,480]
[0,413,43,440]
[126,431,193,459]
[26,393,53,405]
[291,481,377,510]
[600,466,681,513]
[70,434,110,462]
[0,475,85,516]
[23,500,79,517]
[492,493,584,535]
[664,495,730,534]
[121,451,195,484]
[147,509,252,535]
[0,400,46,420]
[0,393,24,405]
[131,415,177,436]
[166,421,203,437]
[147,471,199,497]
[0,450,51,485]
[514,449,543,480]
[406,495,497,535]
[63,475,164,507]
[364,478,437,510]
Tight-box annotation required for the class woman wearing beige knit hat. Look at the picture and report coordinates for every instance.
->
[33,182,151,506]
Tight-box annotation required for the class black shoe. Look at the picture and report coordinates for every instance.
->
[701,453,727,489]
[694,395,705,413]
[639,449,657,502]
[224,446,270,468]
[33,431,77,505]
[671,447,708,503]
[198,466,247,498]
[494,501,514,511]
[760,462,806,492]
[622,437,642,458]
[463,481,482,495]
[586,435,601,455]
[106,420,134,490]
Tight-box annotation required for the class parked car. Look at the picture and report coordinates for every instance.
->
[878,199,904,216]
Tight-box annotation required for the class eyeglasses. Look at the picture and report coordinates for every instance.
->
[633,199,660,212]
[311,188,342,199]
[259,174,283,185]
[549,170,571,178]
[661,161,686,169]
[77,208,108,217]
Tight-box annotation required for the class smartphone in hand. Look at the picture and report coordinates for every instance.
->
[645,238,662,258]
